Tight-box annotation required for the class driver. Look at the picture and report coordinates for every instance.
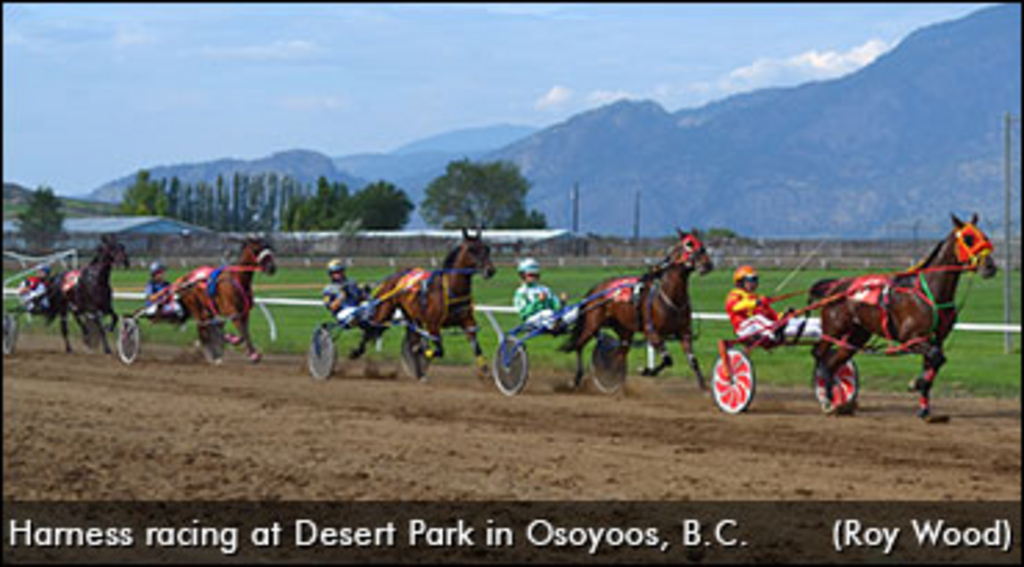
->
[323,259,369,327]
[725,265,819,344]
[143,261,185,321]
[17,265,52,313]
[513,258,576,334]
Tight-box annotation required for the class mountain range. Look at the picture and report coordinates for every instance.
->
[88,149,368,204]
[77,4,1020,237]
[487,3,1021,237]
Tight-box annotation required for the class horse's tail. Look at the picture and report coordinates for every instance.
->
[808,278,839,302]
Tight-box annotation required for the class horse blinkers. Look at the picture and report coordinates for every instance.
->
[954,223,996,278]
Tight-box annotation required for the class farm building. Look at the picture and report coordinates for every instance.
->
[3,216,212,254]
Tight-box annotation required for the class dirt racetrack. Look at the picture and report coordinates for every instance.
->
[4,335,1021,501]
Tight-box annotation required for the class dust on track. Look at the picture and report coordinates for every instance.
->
[3,335,1020,501]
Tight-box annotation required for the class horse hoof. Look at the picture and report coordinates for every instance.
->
[348,349,364,360]
[225,334,243,346]
[248,352,262,364]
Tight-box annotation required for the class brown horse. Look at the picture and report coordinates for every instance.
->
[351,228,496,376]
[176,236,277,363]
[561,229,714,389]
[808,214,997,419]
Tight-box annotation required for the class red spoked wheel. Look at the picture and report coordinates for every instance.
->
[814,359,860,409]
[712,349,756,414]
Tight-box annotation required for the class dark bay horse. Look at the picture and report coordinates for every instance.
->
[808,214,997,419]
[352,228,496,376]
[561,229,714,390]
[61,234,130,354]
[176,236,277,363]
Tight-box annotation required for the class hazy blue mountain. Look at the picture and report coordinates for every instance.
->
[89,149,367,203]
[333,124,538,227]
[392,124,538,155]
[489,4,1021,237]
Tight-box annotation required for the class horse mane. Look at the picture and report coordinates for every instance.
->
[443,243,462,269]
[908,232,951,273]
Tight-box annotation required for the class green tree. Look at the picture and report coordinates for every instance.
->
[421,159,546,229]
[17,186,65,253]
[119,170,163,215]
[167,177,182,220]
[351,181,414,229]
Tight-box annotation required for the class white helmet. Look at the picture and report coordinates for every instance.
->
[517,258,540,275]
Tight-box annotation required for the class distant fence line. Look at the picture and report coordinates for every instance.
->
[3,232,1021,271]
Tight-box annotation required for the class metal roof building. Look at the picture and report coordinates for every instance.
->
[3,216,210,236]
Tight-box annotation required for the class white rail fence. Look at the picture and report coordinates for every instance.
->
[4,289,1019,340]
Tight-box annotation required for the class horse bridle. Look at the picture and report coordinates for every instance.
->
[953,224,993,270]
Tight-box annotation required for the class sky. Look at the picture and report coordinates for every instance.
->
[3,2,991,196]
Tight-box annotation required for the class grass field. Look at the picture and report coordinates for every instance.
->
[6,263,1021,397]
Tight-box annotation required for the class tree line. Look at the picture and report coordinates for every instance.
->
[119,158,549,232]
[119,171,414,232]
[14,159,551,251]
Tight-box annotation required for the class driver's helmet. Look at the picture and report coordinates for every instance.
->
[37,265,52,277]
[327,259,346,276]
[733,265,758,286]
[517,258,540,276]
[150,261,167,276]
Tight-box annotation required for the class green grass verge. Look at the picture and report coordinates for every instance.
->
[6,264,1020,397]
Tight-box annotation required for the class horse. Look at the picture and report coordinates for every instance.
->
[351,227,496,377]
[61,234,131,354]
[560,229,714,390]
[808,213,998,419]
[176,236,277,363]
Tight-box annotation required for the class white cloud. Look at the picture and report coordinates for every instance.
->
[691,38,892,101]
[199,39,321,61]
[112,26,155,47]
[534,85,573,110]
[586,89,634,106]
[279,95,346,112]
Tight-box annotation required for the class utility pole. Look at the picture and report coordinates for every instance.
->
[633,188,641,243]
[571,182,580,234]
[1004,112,1019,354]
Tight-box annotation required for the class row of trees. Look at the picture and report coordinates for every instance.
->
[120,171,414,231]
[119,158,549,232]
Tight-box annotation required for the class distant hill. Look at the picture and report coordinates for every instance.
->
[488,4,1022,237]
[391,124,538,155]
[5,182,118,220]
[333,124,538,227]
[89,149,367,204]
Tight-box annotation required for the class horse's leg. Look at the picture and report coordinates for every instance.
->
[424,320,444,359]
[460,317,488,379]
[680,333,706,390]
[60,313,72,353]
[910,341,946,420]
[350,301,395,360]
[236,313,261,363]
[106,307,118,333]
[811,339,837,407]
[640,334,671,376]
[818,328,869,414]
[570,315,605,390]
[96,313,113,355]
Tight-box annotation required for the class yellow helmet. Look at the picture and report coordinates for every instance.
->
[327,259,346,275]
[733,265,757,284]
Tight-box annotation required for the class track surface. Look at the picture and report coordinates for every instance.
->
[4,335,1021,501]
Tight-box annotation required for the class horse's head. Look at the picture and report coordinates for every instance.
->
[240,236,277,276]
[453,227,495,279]
[98,234,130,269]
[952,213,996,279]
[667,228,714,276]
